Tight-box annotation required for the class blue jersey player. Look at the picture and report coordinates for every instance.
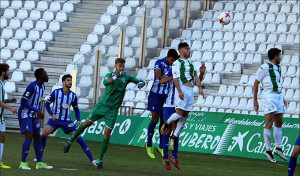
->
[18,68,52,170]
[145,49,179,159]
[41,74,96,167]
[161,64,206,170]
[288,136,300,176]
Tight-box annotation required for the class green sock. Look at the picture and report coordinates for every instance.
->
[98,139,109,160]
[69,124,86,143]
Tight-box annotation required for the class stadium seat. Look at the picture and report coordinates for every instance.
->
[220,97,231,108]
[33,41,46,51]
[6,60,17,70]
[287,14,297,23]
[124,90,135,101]
[265,13,275,23]
[244,22,255,32]
[62,2,74,12]
[16,9,28,19]
[0,1,10,8]
[257,3,267,12]
[78,98,89,110]
[0,18,7,28]
[223,63,233,73]
[86,34,98,44]
[65,64,78,74]
[79,65,93,76]
[21,19,34,30]
[18,60,31,71]
[210,73,220,84]
[26,50,39,61]
[4,81,16,93]
[201,73,212,84]
[8,18,21,29]
[36,1,48,10]
[290,78,299,89]
[213,2,223,10]
[286,66,296,77]
[55,11,67,22]
[284,89,294,100]
[49,1,61,11]
[3,9,15,18]
[269,4,279,13]
[234,86,244,97]
[134,102,146,115]
[28,10,41,20]
[23,1,35,10]
[190,20,202,29]
[237,98,247,110]
[27,30,40,40]
[232,64,241,73]
[238,75,249,85]
[282,77,292,88]
[35,20,47,31]
[12,49,24,60]
[211,96,222,108]
[229,97,239,108]
[0,39,5,49]
[286,102,297,113]
[243,87,253,98]
[6,39,19,49]
[190,51,202,61]
[41,31,53,41]
[125,57,136,68]
[20,40,33,50]
[14,29,27,40]
[10,71,23,82]
[42,11,54,21]
[78,76,92,88]
[293,89,299,101]
[134,91,147,102]
[235,42,245,52]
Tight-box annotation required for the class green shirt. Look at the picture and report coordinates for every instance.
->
[98,72,141,108]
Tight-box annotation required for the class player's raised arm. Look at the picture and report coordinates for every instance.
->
[128,74,145,89]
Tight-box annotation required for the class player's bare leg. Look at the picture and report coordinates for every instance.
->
[273,113,287,160]
[264,113,276,162]
[0,131,10,169]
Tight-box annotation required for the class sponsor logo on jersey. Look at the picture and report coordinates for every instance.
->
[68,123,74,128]
[62,103,70,109]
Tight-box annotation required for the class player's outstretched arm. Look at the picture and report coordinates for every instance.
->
[4,98,17,103]
[160,76,173,84]
[0,101,17,114]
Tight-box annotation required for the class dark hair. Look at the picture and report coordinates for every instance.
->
[167,49,179,59]
[178,42,189,51]
[34,68,45,79]
[268,48,281,61]
[115,58,126,64]
[0,64,9,75]
[62,74,72,83]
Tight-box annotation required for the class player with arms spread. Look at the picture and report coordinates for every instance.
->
[0,64,17,169]
[18,68,52,170]
[253,48,287,163]
[64,58,145,169]
[41,74,96,167]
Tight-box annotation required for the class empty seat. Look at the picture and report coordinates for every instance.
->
[55,11,67,22]
[0,1,10,8]
[255,23,265,32]
[33,41,46,51]
[0,49,11,59]
[42,11,54,21]
[86,33,98,44]
[191,20,202,29]
[3,9,15,18]
[21,19,33,30]
[18,60,31,71]
[202,21,212,29]
[12,49,24,60]
[23,1,35,9]
[16,9,28,19]
[287,14,297,23]
[237,98,247,110]
[234,86,244,97]
[79,44,91,54]
[4,81,16,93]
[35,20,47,31]
[269,4,279,13]
[6,39,19,49]
[246,3,256,12]
[29,10,41,20]
[10,71,23,82]
[6,60,17,70]
[257,3,267,12]
[26,50,38,61]
[49,1,61,11]
[62,2,74,12]
[286,102,297,113]
[14,29,27,40]
[41,31,53,41]
[27,30,40,40]
[78,98,89,109]
[80,65,93,76]
[229,97,239,108]
[8,18,21,29]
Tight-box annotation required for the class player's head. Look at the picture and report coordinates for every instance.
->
[178,42,190,59]
[166,49,179,65]
[115,58,125,73]
[34,68,49,83]
[268,48,282,64]
[0,63,10,81]
[62,74,72,89]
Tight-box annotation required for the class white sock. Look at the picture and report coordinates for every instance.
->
[273,127,282,148]
[166,113,181,124]
[0,143,3,162]
[173,117,187,137]
[264,129,272,150]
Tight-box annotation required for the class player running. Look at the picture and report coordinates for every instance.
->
[160,42,204,154]
[0,64,18,169]
[41,74,96,167]
[288,136,300,176]
[145,49,178,159]
[18,68,53,170]
[253,48,287,162]
[64,58,145,169]
[161,58,206,170]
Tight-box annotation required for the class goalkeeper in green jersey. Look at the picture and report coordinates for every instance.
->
[64,58,145,169]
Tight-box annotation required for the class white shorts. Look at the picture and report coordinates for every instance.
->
[261,92,284,115]
[0,122,5,132]
[174,85,194,111]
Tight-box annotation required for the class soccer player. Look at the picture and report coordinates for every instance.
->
[41,74,96,167]
[161,62,206,170]
[18,68,52,170]
[145,49,179,159]
[64,58,145,169]
[253,48,287,162]
[0,64,18,169]
[160,42,204,154]
[288,136,300,176]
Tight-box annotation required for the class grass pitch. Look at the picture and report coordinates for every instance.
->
[0,133,297,176]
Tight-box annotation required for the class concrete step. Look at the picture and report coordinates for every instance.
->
[25,76,57,84]
[47,41,83,48]
[243,68,257,75]
[47,46,79,53]
[32,65,66,73]
[61,22,97,28]
[79,1,112,8]
[68,17,100,24]
[75,8,106,14]
[40,56,73,63]
[62,27,93,33]
[54,36,87,43]
[55,32,88,38]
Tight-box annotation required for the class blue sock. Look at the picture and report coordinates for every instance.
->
[159,122,163,149]
[163,134,169,159]
[147,120,157,147]
[288,156,298,176]
[172,137,179,159]
[76,137,94,162]
[33,138,42,162]
[40,135,47,160]
[21,138,32,162]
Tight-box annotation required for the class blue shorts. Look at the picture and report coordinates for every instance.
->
[147,91,167,113]
[18,117,40,134]
[295,136,300,146]
[46,118,77,134]
[162,107,176,122]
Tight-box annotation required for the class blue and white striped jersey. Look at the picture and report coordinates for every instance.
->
[19,81,45,119]
[150,57,171,95]
[163,68,175,107]
[46,88,78,121]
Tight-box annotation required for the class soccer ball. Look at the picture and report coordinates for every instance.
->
[218,12,231,25]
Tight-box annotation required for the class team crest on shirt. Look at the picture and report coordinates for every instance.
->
[122,78,125,83]
[36,123,40,128]
[61,103,70,109]
[26,125,29,129]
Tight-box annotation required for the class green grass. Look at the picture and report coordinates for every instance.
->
[0,133,298,176]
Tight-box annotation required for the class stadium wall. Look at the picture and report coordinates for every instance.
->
[55,111,299,163]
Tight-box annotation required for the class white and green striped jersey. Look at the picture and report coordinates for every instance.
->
[0,80,5,124]
[172,58,197,86]
[256,63,282,96]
